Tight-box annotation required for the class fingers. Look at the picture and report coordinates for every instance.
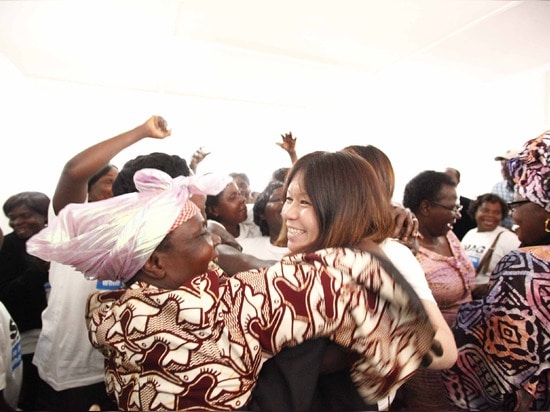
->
[420,339,444,368]
[420,352,433,368]
[431,339,443,357]
[391,206,408,238]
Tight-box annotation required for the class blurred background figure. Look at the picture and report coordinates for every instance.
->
[239,180,289,261]
[444,167,476,240]
[0,191,50,410]
[460,193,520,299]
[491,149,519,230]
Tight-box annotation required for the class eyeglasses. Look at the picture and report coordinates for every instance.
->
[507,200,530,211]
[430,201,463,214]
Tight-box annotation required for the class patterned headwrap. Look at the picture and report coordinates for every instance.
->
[508,131,550,212]
[27,169,231,282]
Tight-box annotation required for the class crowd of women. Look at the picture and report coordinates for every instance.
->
[0,116,549,411]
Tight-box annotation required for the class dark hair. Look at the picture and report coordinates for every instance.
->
[279,151,394,252]
[88,164,118,190]
[468,192,509,218]
[229,172,250,185]
[205,184,227,222]
[271,167,290,183]
[403,170,457,214]
[112,152,191,195]
[343,145,395,196]
[253,180,284,236]
[3,191,50,219]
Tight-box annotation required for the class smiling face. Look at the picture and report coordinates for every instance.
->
[474,200,503,232]
[7,204,47,240]
[281,172,319,253]
[151,213,220,289]
[424,185,460,237]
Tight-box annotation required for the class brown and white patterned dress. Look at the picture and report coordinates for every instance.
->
[87,247,434,411]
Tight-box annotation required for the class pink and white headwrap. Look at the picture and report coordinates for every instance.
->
[27,169,230,282]
[508,131,550,212]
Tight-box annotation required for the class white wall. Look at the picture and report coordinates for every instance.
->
[1,54,549,233]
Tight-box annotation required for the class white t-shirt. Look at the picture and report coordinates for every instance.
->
[379,238,435,303]
[0,301,22,409]
[377,238,435,410]
[239,236,289,261]
[461,227,520,284]
[33,205,122,391]
[235,204,262,243]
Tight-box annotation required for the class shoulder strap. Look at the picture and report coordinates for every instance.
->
[476,230,505,275]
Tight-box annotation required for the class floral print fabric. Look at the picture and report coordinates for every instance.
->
[87,247,434,411]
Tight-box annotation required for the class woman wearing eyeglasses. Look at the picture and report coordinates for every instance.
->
[443,132,550,412]
[392,170,475,411]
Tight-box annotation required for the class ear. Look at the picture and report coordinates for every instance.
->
[141,252,166,280]
[207,204,219,218]
[418,200,431,216]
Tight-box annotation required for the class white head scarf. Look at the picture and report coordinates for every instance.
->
[27,169,230,282]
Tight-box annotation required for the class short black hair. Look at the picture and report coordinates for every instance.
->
[88,164,117,190]
[403,170,457,214]
[253,180,284,236]
[112,152,191,195]
[3,191,50,218]
[468,192,509,218]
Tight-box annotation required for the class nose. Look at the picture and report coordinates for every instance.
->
[281,201,297,220]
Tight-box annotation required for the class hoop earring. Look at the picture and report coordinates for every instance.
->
[545,218,550,233]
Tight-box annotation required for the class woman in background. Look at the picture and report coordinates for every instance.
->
[460,192,520,298]
[0,191,50,410]
[395,170,475,411]
[239,180,289,261]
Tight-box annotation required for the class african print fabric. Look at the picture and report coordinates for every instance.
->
[87,247,434,411]
[442,245,550,411]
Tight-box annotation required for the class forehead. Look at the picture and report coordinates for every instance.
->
[287,172,305,192]
[437,184,457,199]
[223,182,240,194]
[270,186,284,197]
[7,203,34,216]
[171,213,204,240]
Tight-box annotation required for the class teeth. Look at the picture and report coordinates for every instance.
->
[287,227,305,235]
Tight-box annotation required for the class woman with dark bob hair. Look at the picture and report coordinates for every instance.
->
[250,151,437,412]
[0,191,50,410]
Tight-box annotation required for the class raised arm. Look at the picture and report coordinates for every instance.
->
[188,147,211,175]
[52,115,171,214]
[276,132,298,165]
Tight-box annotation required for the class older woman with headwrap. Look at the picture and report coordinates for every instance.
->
[442,131,550,411]
[27,160,435,412]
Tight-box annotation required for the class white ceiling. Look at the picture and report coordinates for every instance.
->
[2,0,550,106]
